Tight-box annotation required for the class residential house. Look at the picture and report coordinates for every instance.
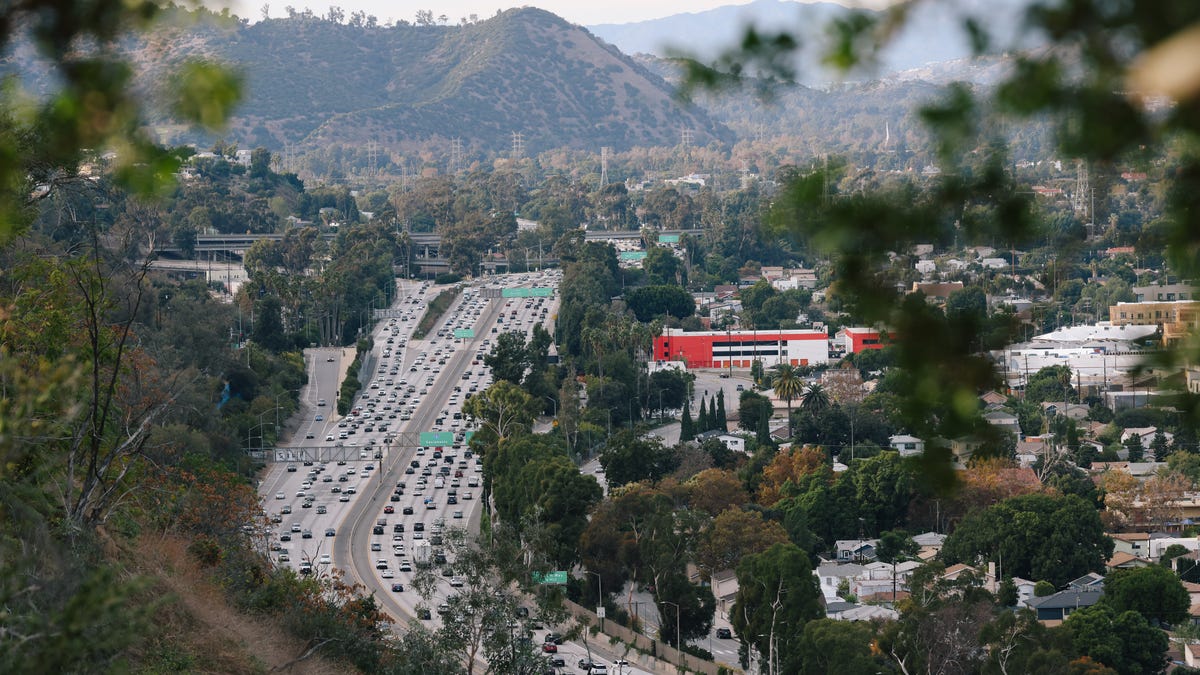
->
[983,410,1021,436]
[1121,426,1172,449]
[890,435,925,457]
[1041,401,1090,421]
[1012,577,1037,607]
[979,391,1007,407]
[1024,588,1105,624]
[1110,532,1151,558]
[912,532,947,560]
[835,539,878,562]
[911,281,964,303]
[827,603,900,622]
[852,561,923,602]
[1185,643,1200,668]
[1106,551,1152,571]
[815,562,865,601]
[1067,572,1106,589]
[694,430,746,454]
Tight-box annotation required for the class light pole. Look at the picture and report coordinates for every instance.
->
[662,600,681,654]
[586,570,604,630]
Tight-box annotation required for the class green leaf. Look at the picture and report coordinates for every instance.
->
[171,60,243,131]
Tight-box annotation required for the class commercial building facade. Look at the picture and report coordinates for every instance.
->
[653,328,829,369]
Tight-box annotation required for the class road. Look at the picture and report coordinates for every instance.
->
[260,271,605,670]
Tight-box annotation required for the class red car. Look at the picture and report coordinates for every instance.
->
[542,643,558,653]
[383,505,394,514]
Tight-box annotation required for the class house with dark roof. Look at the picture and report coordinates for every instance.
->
[1024,588,1105,624]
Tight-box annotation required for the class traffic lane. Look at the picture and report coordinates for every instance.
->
[340,284,501,618]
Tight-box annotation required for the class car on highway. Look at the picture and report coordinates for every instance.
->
[275,492,285,500]
[716,627,733,639]
[390,583,404,592]
[541,643,557,653]
[325,528,336,537]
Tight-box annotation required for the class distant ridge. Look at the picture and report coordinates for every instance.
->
[588,0,1030,85]
[0,6,733,154]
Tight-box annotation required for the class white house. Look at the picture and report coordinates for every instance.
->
[890,434,925,457]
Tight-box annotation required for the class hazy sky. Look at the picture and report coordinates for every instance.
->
[213,0,896,26]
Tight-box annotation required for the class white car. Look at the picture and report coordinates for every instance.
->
[319,554,332,565]
[275,492,285,500]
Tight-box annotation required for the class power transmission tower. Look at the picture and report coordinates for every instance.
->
[367,140,378,178]
[1073,158,1092,236]
[511,132,524,159]
[449,138,463,174]
[600,146,610,187]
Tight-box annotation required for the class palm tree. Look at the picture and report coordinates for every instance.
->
[800,383,830,413]
[772,364,804,439]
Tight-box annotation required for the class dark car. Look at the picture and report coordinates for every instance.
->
[390,583,404,592]
[716,627,733,639]
[417,608,432,620]
[403,506,414,515]
[413,522,425,531]
[325,528,336,537]
[545,633,563,645]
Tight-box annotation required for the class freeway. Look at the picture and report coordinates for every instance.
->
[257,270,658,674]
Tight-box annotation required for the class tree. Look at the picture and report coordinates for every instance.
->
[1101,566,1190,627]
[598,430,677,487]
[772,364,804,438]
[463,380,542,450]
[876,529,919,601]
[687,468,749,516]
[1065,604,1169,675]
[1124,433,1145,462]
[796,619,888,675]
[757,446,827,507]
[1151,430,1171,462]
[715,388,728,429]
[625,284,695,321]
[738,390,773,433]
[696,508,789,579]
[800,383,830,412]
[731,542,824,674]
[698,397,710,432]
[941,493,1114,587]
[483,330,529,385]
[680,399,695,442]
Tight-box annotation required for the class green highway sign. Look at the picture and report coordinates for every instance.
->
[658,234,680,244]
[533,571,569,585]
[531,287,553,297]
[453,328,475,338]
[464,431,475,444]
[419,432,454,447]
[619,251,647,261]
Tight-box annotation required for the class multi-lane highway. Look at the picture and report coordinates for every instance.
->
[258,270,657,674]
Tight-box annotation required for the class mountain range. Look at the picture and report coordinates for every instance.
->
[1,2,1028,161]
[588,0,1031,84]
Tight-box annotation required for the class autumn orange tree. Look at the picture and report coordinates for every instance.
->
[757,445,828,506]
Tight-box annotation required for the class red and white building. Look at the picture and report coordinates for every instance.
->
[653,328,829,369]
[837,327,894,354]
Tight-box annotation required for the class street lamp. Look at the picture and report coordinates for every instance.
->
[586,570,604,630]
[661,600,681,653]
